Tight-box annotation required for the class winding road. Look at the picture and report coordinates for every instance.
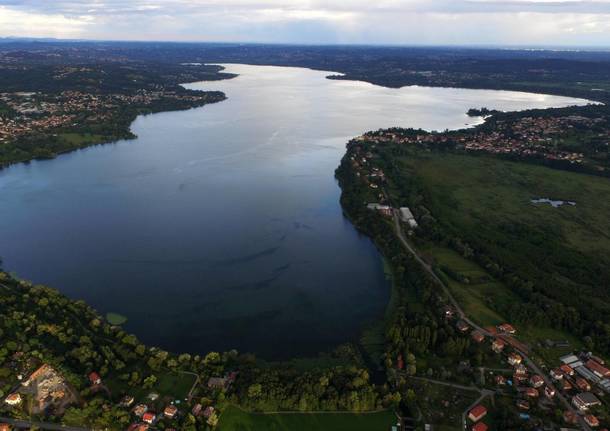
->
[389,208,590,431]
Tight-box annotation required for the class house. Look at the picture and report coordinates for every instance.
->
[560,364,575,376]
[563,379,574,391]
[585,415,600,428]
[471,331,485,343]
[495,375,507,386]
[551,368,564,380]
[133,404,148,417]
[367,203,392,217]
[120,395,135,407]
[590,355,605,365]
[525,388,539,398]
[472,422,488,431]
[492,339,506,353]
[4,393,22,406]
[142,412,156,424]
[515,364,528,376]
[203,406,216,418]
[88,372,101,386]
[164,405,178,419]
[572,392,601,412]
[468,405,487,422]
[544,386,556,398]
[576,365,600,383]
[508,353,522,366]
[530,375,545,388]
[575,377,591,391]
[456,320,470,333]
[599,379,610,394]
[443,305,455,319]
[0,423,10,431]
[399,207,418,228]
[498,323,516,334]
[586,360,610,378]
[560,354,580,365]
[191,403,202,417]
[397,354,404,370]
[127,424,149,431]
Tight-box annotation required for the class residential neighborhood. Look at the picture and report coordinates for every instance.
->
[1,355,235,430]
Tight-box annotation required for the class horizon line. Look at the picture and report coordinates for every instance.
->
[1,36,610,52]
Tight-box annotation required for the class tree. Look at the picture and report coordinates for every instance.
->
[247,383,262,399]
[143,375,157,389]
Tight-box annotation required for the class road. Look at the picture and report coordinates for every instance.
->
[408,376,480,393]
[0,417,89,431]
[389,208,590,431]
[461,391,494,431]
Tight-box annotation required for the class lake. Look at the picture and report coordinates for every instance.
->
[0,64,592,359]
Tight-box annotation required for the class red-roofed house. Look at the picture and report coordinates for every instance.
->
[164,405,178,419]
[576,377,592,391]
[472,422,488,431]
[468,405,487,422]
[492,338,506,353]
[551,368,564,380]
[586,360,610,378]
[142,412,156,425]
[585,415,600,427]
[88,372,101,386]
[525,388,539,398]
[4,393,22,406]
[560,364,575,376]
[0,423,10,431]
[397,354,404,370]
[530,375,544,388]
[471,331,485,343]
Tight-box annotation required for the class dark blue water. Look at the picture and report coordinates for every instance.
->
[0,64,590,359]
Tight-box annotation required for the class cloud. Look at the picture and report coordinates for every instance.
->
[0,0,609,45]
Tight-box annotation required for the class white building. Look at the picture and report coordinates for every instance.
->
[399,207,418,228]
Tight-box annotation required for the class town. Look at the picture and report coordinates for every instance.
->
[356,109,610,175]
[1,356,235,430]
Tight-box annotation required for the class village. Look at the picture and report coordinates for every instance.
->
[0,89,214,146]
[354,113,610,168]
[1,355,237,430]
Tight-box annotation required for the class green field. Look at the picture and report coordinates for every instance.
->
[407,152,610,257]
[218,405,397,431]
[423,245,513,327]
[385,149,610,359]
[105,370,196,402]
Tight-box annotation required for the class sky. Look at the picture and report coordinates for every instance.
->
[0,0,609,46]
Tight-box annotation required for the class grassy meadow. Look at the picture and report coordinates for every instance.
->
[217,405,397,431]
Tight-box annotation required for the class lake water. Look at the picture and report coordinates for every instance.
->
[0,64,592,359]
